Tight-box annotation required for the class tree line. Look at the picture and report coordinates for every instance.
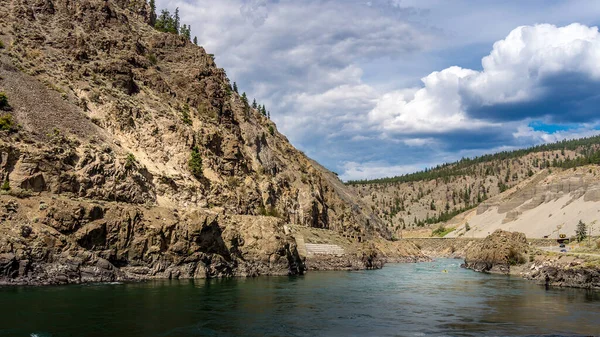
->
[148,0,198,45]
[347,134,600,185]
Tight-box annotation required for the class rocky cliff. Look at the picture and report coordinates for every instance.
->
[463,230,530,274]
[0,0,394,285]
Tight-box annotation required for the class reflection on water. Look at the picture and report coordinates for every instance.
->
[0,259,599,336]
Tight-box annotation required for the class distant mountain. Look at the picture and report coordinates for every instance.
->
[347,135,600,237]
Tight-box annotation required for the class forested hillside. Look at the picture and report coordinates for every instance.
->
[347,135,600,237]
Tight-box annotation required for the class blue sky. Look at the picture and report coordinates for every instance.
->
[157,0,600,180]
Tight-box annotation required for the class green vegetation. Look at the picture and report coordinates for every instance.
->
[180,24,191,40]
[0,92,8,110]
[151,5,194,43]
[0,113,13,131]
[154,8,179,34]
[125,153,136,170]
[347,135,600,185]
[268,125,274,136]
[233,82,238,93]
[180,104,192,125]
[0,40,4,49]
[431,225,455,237]
[188,146,203,179]
[507,248,526,265]
[149,0,156,25]
[576,220,588,242]
[147,53,157,65]
[1,180,10,191]
[258,204,281,218]
[414,204,476,227]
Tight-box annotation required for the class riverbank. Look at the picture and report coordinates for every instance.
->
[461,230,600,289]
[0,194,426,286]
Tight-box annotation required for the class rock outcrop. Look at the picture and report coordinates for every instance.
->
[522,257,600,289]
[0,195,306,285]
[0,0,393,285]
[463,230,530,274]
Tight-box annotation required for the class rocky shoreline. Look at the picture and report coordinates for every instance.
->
[0,194,428,287]
[460,229,600,290]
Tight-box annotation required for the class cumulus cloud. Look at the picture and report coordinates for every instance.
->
[368,23,600,135]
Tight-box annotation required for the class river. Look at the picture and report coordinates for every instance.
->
[1,259,599,336]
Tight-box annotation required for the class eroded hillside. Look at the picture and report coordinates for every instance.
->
[447,166,600,238]
[0,0,402,284]
[348,139,600,238]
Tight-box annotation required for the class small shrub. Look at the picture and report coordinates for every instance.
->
[507,248,526,265]
[227,176,240,188]
[0,113,13,131]
[268,125,274,136]
[125,153,136,169]
[188,147,203,179]
[432,225,455,237]
[1,180,10,191]
[0,92,9,110]
[0,40,4,49]
[21,226,32,238]
[258,204,280,218]
[181,104,192,125]
[300,174,308,184]
[465,222,471,232]
[147,53,158,65]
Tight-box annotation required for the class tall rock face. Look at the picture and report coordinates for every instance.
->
[0,0,388,284]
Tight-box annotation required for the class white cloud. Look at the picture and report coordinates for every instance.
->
[240,0,269,27]
[512,125,600,144]
[466,23,600,105]
[403,137,437,147]
[368,67,497,134]
[368,23,600,134]
[340,161,426,181]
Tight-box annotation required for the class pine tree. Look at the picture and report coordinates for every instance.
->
[181,24,191,41]
[174,7,180,35]
[233,82,238,93]
[241,92,250,115]
[576,220,587,242]
[267,111,270,119]
[155,9,177,34]
[188,147,203,179]
[149,0,157,26]
[193,36,198,45]
[261,105,267,116]
[252,99,257,109]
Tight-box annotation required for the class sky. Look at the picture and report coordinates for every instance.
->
[157,0,600,181]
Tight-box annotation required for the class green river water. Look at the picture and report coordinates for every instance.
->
[0,259,599,336]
